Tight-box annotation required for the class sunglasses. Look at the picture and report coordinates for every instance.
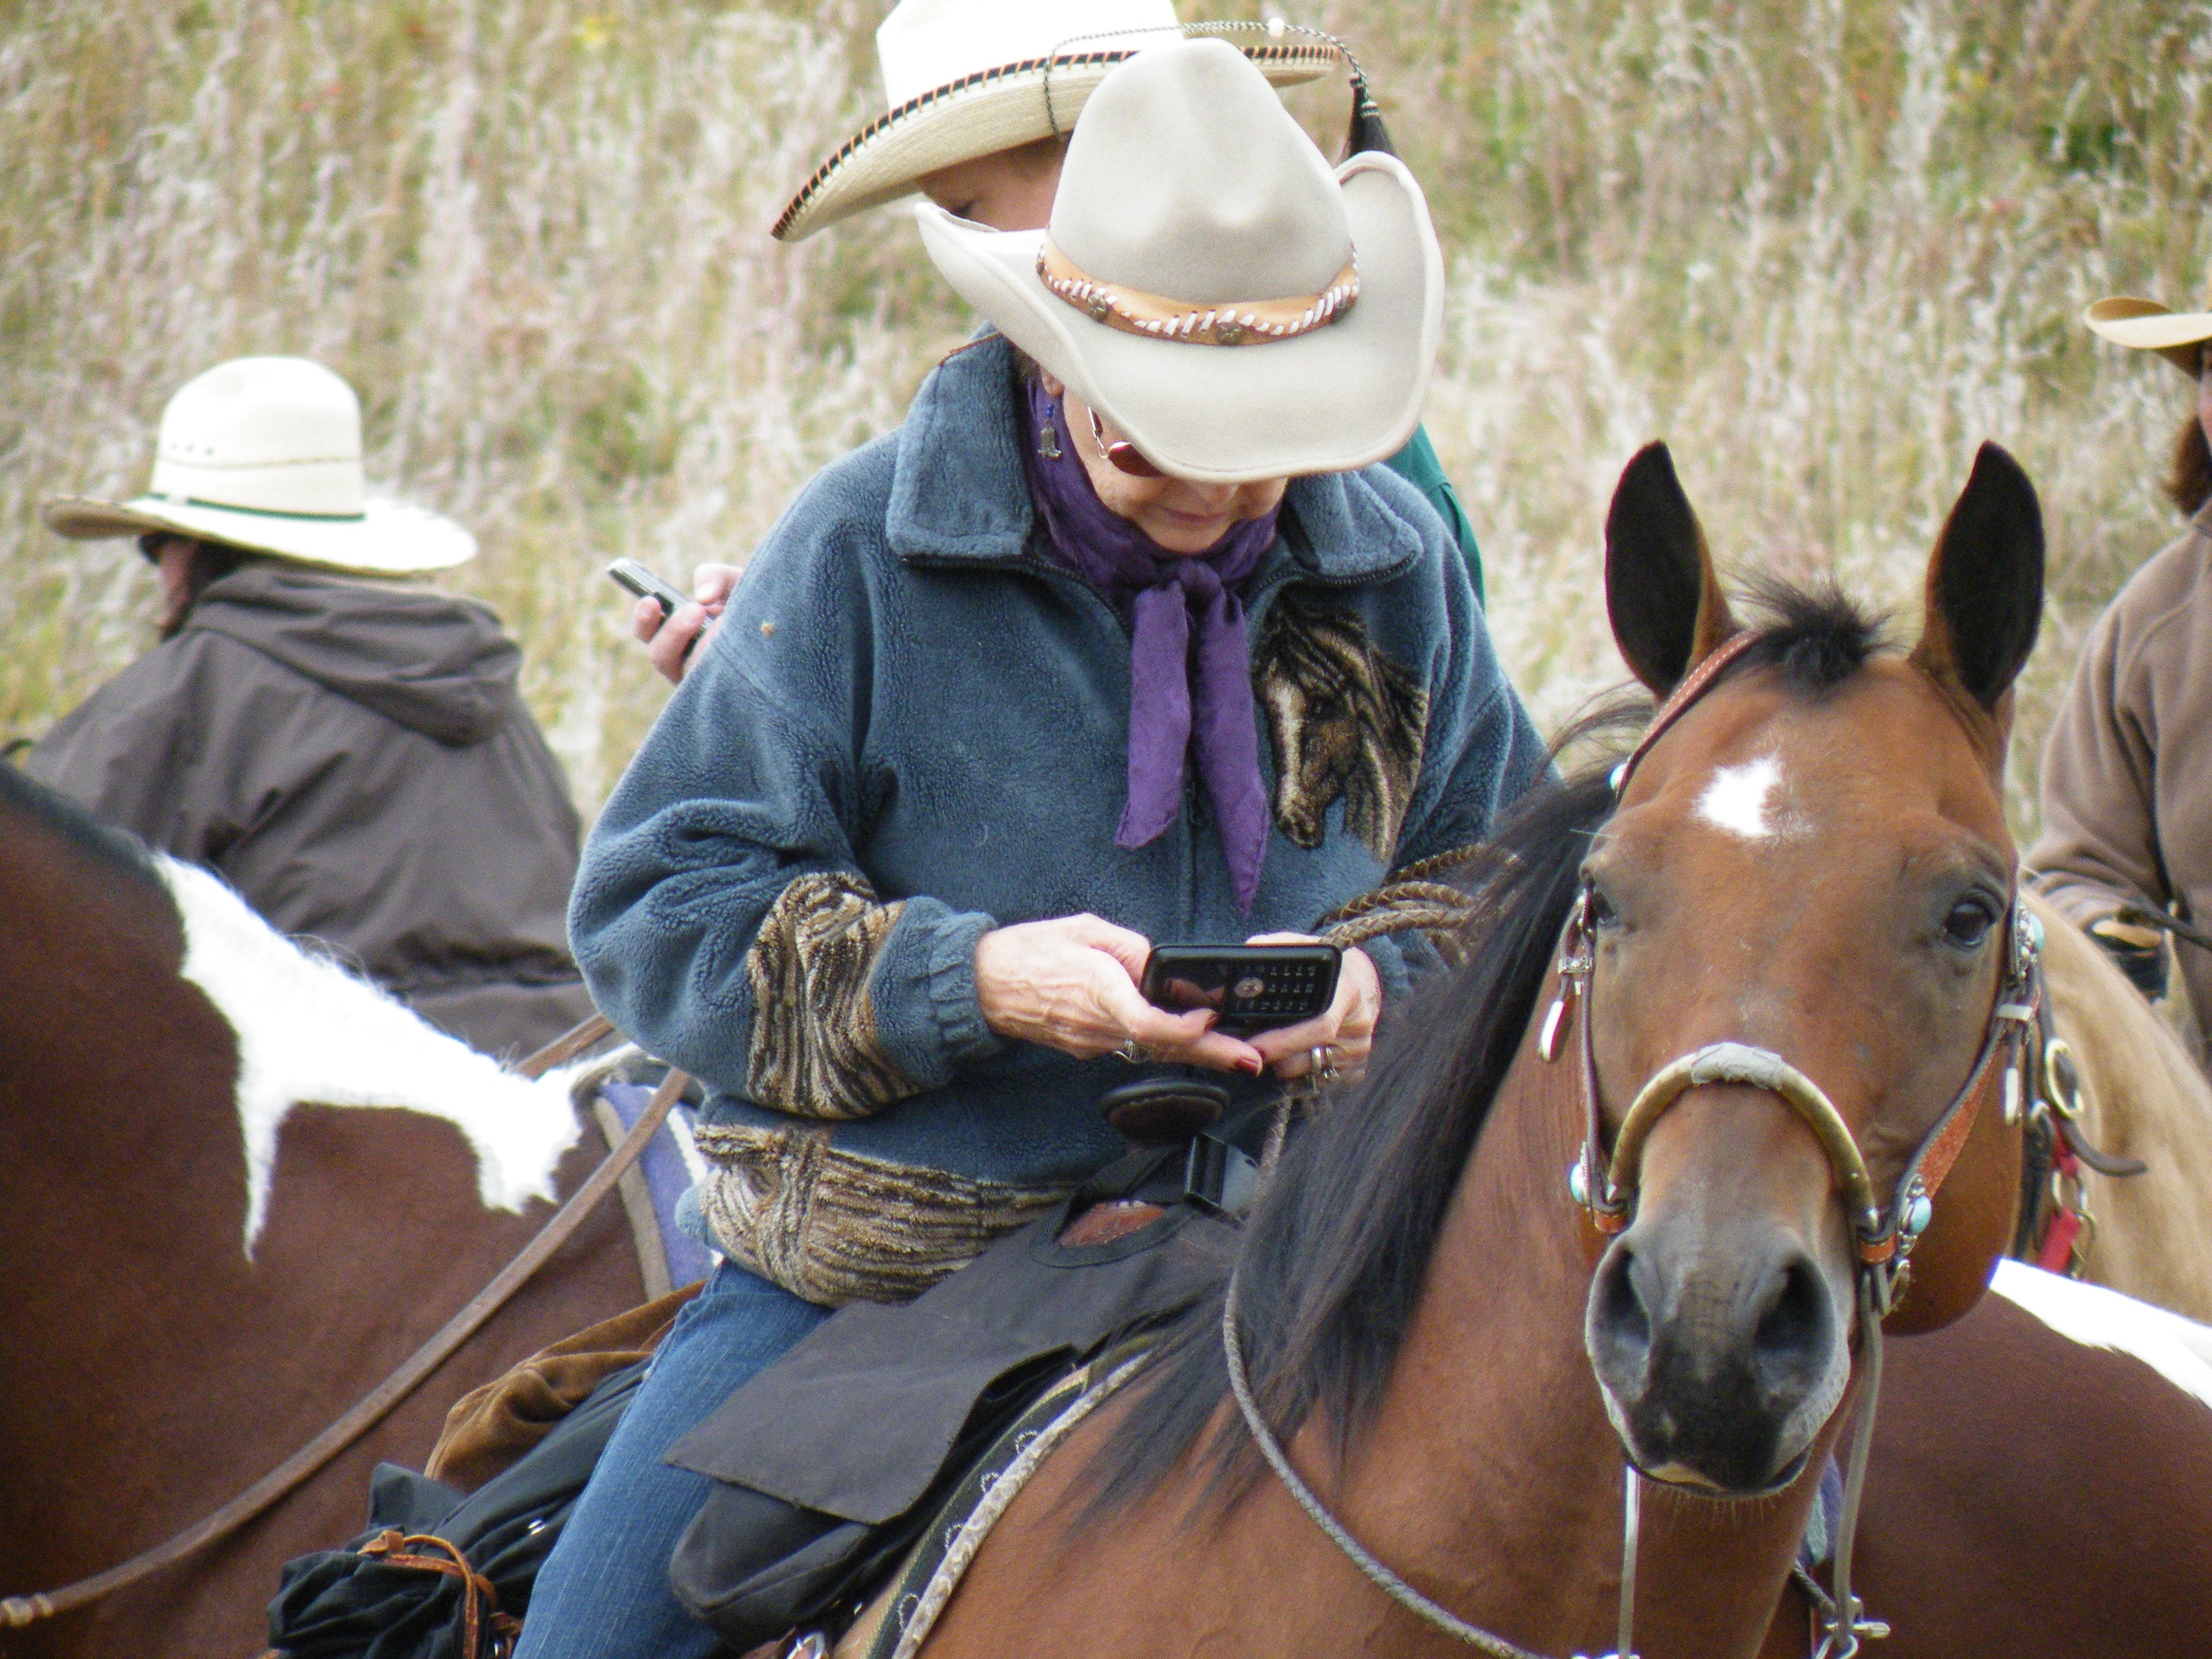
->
[1087,406,1164,479]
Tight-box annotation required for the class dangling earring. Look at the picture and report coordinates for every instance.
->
[1036,403,1064,460]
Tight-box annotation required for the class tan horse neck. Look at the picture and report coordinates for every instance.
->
[922,992,1831,1659]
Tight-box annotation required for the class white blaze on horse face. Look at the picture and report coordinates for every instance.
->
[1991,1261,2212,1412]
[1692,753,1789,840]
[156,856,592,1257]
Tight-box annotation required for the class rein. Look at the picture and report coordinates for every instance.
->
[1223,638,2046,1659]
[0,1015,683,1632]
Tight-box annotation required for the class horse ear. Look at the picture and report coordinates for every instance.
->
[1909,443,2044,714]
[1605,442,1740,698]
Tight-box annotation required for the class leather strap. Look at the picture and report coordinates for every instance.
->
[1610,630,1764,799]
[357,1531,521,1658]
[520,1011,615,1075]
[1,1017,674,1630]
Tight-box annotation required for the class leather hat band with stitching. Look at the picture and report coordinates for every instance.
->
[1036,238,1359,345]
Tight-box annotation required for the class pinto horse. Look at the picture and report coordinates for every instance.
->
[0,768,649,1659]
[887,444,2212,1658]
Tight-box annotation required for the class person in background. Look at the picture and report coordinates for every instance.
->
[632,0,1486,682]
[2030,282,2212,1062]
[27,356,597,1059]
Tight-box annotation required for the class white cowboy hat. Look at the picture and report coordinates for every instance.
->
[915,38,1443,484]
[44,357,475,575]
[771,0,1340,242]
[2085,283,2212,376]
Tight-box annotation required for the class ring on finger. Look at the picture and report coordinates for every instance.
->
[1115,1039,1144,1063]
[1310,1043,1339,1083]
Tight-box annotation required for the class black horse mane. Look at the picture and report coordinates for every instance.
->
[1089,577,1888,1513]
[0,757,170,900]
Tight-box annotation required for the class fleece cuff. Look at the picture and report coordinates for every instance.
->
[871,897,1005,1090]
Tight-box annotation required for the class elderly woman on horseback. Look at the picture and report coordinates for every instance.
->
[522,39,1545,1657]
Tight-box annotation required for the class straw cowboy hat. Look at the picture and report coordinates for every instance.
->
[916,38,1443,484]
[44,357,475,575]
[2085,278,2212,375]
[771,0,1340,242]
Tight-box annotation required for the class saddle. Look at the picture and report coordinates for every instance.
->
[663,1080,1261,1654]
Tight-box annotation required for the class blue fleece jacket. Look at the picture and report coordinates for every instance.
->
[569,335,1547,1304]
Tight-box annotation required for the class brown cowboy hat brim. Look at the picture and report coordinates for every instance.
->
[2085,297,2212,375]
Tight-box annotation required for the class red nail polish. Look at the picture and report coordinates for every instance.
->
[1239,1056,1263,1076]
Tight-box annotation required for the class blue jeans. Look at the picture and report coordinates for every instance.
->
[517,1262,833,1659]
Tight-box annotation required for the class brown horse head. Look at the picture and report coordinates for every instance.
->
[1581,440,2044,1495]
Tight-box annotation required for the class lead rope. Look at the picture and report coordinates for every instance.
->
[1812,1272,1893,1658]
[1222,1271,1638,1659]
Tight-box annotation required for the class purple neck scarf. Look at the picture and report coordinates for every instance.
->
[1021,378,1277,910]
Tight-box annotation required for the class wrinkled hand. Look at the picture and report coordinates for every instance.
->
[633,563,741,685]
[975,914,1264,1074]
[1241,933,1381,1084]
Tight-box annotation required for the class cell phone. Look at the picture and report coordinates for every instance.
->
[607,558,691,620]
[1140,943,1341,1035]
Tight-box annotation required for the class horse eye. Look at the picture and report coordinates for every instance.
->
[1942,897,1997,950]
[1587,886,1621,931]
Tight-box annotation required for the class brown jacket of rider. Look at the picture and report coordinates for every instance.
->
[2029,502,2212,1056]
[24,559,595,1059]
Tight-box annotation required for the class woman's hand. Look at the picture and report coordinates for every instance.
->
[1242,934,1381,1084]
[634,563,742,685]
[975,914,1265,1074]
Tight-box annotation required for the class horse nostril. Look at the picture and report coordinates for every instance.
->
[1751,1255,1832,1387]
[1589,1245,1652,1377]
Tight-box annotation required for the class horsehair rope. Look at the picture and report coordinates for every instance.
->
[1318,843,1495,956]
[1221,1269,1641,1659]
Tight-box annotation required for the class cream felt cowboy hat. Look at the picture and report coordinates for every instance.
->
[2085,280,2212,375]
[44,357,475,575]
[771,0,1340,242]
[915,37,1442,484]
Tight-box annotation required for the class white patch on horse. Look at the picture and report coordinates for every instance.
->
[1693,754,1788,840]
[158,857,593,1256]
[1991,1260,2212,1412]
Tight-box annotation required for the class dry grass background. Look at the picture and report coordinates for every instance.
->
[4,0,2210,831]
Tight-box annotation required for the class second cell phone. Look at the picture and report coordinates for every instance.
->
[606,557,691,620]
[1140,942,1341,1035]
